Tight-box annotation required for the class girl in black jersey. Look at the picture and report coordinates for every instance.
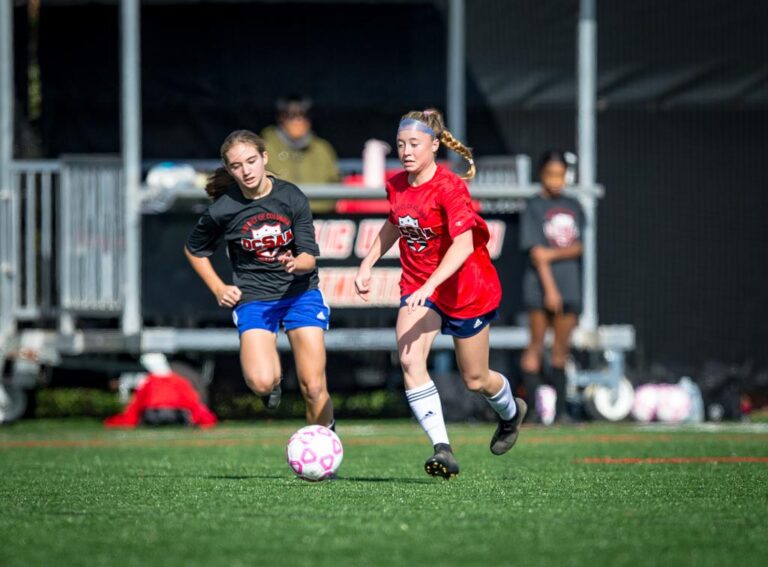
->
[184,130,334,428]
[519,150,585,423]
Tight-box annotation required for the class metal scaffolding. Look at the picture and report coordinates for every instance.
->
[0,0,610,352]
[1,0,15,340]
[121,0,142,337]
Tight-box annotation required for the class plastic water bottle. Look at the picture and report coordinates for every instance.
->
[363,139,391,188]
[678,376,705,423]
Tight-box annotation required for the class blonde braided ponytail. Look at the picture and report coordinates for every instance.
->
[439,129,476,180]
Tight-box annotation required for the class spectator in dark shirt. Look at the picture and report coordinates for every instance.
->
[519,150,585,423]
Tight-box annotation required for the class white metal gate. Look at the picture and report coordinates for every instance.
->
[59,156,124,315]
[3,158,124,328]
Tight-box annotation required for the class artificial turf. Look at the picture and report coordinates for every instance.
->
[1,419,766,567]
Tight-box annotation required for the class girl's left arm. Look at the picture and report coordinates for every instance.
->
[286,189,321,274]
[405,230,473,312]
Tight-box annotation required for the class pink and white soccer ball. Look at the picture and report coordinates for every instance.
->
[286,425,343,481]
[655,384,692,423]
[631,383,660,422]
[535,385,557,426]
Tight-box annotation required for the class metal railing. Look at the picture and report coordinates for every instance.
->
[3,157,632,357]
[59,156,124,314]
[8,161,59,321]
[5,155,539,327]
[7,157,124,328]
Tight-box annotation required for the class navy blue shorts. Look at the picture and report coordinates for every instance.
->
[400,296,498,338]
[233,289,330,335]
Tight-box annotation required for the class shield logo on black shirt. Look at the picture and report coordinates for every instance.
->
[242,222,291,260]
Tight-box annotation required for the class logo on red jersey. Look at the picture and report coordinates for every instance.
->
[241,222,294,260]
[543,209,579,248]
[398,215,436,253]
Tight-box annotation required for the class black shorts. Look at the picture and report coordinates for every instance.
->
[523,270,582,315]
[524,300,582,316]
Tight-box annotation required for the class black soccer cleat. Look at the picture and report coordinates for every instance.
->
[424,443,460,480]
[490,397,528,455]
[260,383,282,410]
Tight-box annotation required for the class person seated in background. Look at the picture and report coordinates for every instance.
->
[260,95,341,184]
[104,369,217,428]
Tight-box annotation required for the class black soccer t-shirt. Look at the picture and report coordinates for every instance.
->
[185,177,320,304]
[519,194,585,307]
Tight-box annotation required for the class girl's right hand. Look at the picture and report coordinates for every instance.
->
[354,266,372,301]
[544,288,563,314]
[215,284,242,308]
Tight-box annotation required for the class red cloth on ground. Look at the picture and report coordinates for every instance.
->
[104,371,217,428]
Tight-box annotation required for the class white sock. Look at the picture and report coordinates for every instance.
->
[484,373,517,421]
[406,380,450,447]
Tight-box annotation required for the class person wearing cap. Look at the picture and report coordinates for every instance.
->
[260,95,340,184]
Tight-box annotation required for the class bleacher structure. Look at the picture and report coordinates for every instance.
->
[0,0,634,422]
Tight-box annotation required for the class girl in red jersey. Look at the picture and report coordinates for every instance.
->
[355,109,526,479]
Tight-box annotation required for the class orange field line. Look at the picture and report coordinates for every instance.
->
[576,457,768,464]
[0,433,656,449]
[2,432,767,450]
[0,436,410,449]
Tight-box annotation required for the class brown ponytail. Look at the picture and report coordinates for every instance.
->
[205,167,236,200]
[399,108,476,180]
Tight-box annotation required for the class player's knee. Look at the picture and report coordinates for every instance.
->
[550,348,570,369]
[243,371,277,395]
[461,371,486,393]
[399,351,427,377]
[301,377,328,404]
[524,342,544,357]
[521,349,541,373]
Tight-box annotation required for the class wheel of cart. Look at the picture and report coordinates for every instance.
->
[569,349,635,421]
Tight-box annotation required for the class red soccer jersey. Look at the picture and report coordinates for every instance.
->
[386,165,502,318]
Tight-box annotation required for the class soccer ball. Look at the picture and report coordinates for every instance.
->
[535,385,557,425]
[631,383,660,423]
[655,384,692,423]
[286,425,343,481]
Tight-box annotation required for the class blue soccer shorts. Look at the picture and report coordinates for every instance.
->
[233,289,330,335]
[399,296,499,338]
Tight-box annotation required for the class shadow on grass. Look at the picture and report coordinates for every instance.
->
[133,473,285,480]
[136,473,436,484]
[206,474,436,484]
[138,473,440,484]
[338,476,434,484]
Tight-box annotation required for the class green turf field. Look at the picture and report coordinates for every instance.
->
[1,419,766,567]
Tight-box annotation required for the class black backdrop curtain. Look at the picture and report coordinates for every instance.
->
[14,0,768,370]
